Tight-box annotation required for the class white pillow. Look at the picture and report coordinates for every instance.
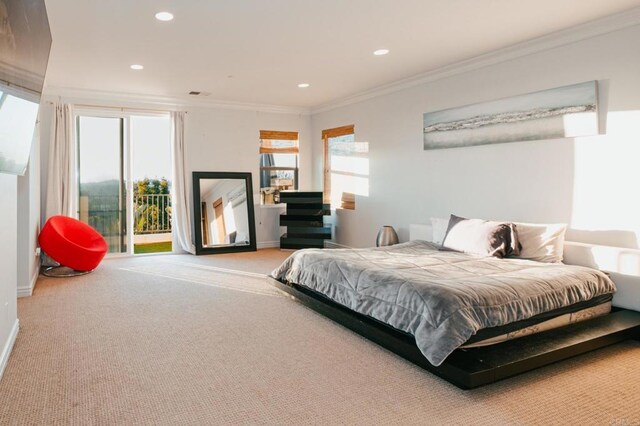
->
[442,215,521,258]
[513,222,567,263]
[430,217,449,245]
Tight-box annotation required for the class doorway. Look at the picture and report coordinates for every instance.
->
[212,198,226,244]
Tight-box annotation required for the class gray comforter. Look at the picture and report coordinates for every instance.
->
[271,241,616,366]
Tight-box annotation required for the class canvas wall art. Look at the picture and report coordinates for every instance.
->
[423,81,599,150]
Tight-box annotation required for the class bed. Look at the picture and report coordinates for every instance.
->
[270,223,640,389]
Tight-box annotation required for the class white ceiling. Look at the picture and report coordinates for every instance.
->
[43,0,640,108]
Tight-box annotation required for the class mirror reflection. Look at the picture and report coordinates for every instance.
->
[199,178,250,248]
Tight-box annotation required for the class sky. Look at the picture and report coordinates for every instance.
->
[78,115,171,183]
[131,116,171,181]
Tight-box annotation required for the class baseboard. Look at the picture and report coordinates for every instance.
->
[324,241,352,249]
[0,319,19,382]
[257,241,280,249]
[17,265,39,298]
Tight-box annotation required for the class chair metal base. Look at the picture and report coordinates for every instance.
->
[42,266,92,278]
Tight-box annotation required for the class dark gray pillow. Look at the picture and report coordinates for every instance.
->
[441,215,520,258]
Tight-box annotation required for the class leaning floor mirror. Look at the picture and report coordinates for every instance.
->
[192,171,257,255]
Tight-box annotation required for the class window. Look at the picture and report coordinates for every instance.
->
[259,130,299,204]
[322,125,369,210]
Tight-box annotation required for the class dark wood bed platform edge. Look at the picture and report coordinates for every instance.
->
[268,276,640,390]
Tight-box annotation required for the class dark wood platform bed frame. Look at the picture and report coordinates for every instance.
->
[269,276,640,390]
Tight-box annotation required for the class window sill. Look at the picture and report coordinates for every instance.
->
[255,203,286,209]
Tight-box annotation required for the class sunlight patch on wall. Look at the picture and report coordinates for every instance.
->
[223,202,237,235]
[571,110,640,246]
[328,141,369,209]
[562,111,598,137]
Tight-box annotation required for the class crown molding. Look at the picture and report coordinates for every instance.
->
[0,60,44,95]
[43,86,312,115]
[311,7,640,115]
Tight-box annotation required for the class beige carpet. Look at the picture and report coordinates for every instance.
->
[1,248,639,425]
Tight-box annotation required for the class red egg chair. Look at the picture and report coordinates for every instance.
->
[39,215,108,277]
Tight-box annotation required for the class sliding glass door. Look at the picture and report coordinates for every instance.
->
[76,111,171,255]
[77,116,127,254]
[131,116,172,254]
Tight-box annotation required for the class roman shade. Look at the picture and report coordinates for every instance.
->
[321,125,354,139]
[259,130,299,154]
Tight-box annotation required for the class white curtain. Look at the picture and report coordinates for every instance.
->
[45,103,76,219]
[170,111,195,254]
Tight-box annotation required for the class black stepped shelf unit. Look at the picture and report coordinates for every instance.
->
[279,191,330,249]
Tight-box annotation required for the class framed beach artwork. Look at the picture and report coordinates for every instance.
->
[423,81,599,150]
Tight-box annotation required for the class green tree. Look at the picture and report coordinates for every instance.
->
[134,177,172,233]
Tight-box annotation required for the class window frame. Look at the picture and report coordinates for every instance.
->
[322,125,356,208]
[74,107,171,257]
[258,130,300,201]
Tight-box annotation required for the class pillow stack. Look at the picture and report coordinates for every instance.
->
[432,215,567,262]
[439,215,520,258]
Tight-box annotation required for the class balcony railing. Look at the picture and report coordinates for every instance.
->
[134,194,172,234]
[79,193,172,235]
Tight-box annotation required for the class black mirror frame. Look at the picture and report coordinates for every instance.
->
[192,171,257,255]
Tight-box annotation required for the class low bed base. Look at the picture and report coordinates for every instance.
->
[270,277,640,390]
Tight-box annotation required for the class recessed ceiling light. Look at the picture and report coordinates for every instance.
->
[155,11,174,21]
[130,64,144,70]
[297,83,310,88]
[373,49,390,56]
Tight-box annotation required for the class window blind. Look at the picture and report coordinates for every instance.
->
[259,130,299,154]
[321,125,354,139]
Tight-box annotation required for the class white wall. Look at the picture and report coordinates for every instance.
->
[0,174,18,378]
[183,106,311,248]
[311,25,640,251]
[17,123,42,297]
[1,107,43,378]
